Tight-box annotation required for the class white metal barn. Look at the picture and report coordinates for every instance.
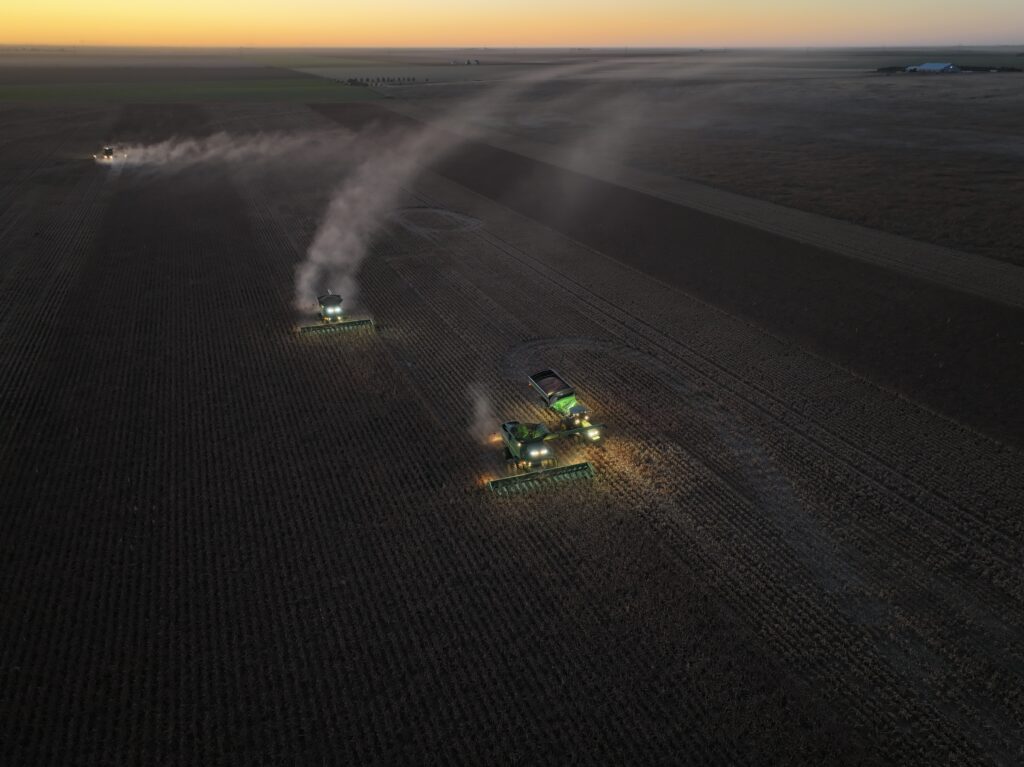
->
[905,62,961,73]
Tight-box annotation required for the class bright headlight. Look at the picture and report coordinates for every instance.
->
[586,428,600,440]
[528,449,540,457]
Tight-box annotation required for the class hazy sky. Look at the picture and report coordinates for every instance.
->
[5,0,1023,47]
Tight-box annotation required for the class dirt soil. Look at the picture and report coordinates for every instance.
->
[2,89,1023,765]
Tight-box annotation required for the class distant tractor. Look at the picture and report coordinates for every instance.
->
[298,291,374,334]
[487,420,596,495]
[528,368,605,441]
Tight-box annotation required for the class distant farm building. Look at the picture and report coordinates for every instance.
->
[906,62,960,73]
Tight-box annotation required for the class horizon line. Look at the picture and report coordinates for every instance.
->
[2,42,1023,51]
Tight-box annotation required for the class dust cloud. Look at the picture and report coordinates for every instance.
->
[292,60,619,311]
[110,129,352,171]
[468,385,498,445]
[293,54,765,311]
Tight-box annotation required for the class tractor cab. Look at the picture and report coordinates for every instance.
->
[528,368,595,430]
[550,393,591,427]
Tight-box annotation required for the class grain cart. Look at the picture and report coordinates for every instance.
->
[528,369,605,441]
[487,420,595,495]
[299,291,374,334]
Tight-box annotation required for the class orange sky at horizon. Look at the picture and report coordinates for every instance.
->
[4,1,1022,47]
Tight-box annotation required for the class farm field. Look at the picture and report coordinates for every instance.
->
[2,53,1024,764]
[0,64,374,103]
[388,49,1024,266]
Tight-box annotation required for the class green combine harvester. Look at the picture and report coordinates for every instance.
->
[528,369,605,441]
[487,368,607,494]
[487,420,596,495]
[299,291,374,334]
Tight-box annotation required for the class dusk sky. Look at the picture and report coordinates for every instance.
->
[5,0,1023,47]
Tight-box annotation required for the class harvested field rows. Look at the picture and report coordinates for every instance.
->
[2,100,1022,765]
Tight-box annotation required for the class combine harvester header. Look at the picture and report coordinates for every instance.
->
[299,291,374,334]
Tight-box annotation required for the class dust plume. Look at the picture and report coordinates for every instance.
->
[560,91,648,172]
[292,60,616,311]
[468,385,498,445]
[293,53,768,311]
[111,129,353,171]
[293,123,439,307]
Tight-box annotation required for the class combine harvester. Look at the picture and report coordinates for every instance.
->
[93,145,126,164]
[488,370,606,495]
[528,368,605,441]
[488,421,596,496]
[299,291,374,334]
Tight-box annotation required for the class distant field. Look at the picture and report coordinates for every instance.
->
[0,65,308,84]
[296,64,543,86]
[0,78,381,103]
[396,55,1024,266]
[0,63,385,102]
[249,55,397,68]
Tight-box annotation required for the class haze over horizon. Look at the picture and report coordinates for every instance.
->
[5,0,1023,48]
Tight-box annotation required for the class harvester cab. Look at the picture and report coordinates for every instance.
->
[500,421,555,469]
[528,369,605,442]
[299,291,375,334]
[487,420,595,495]
[94,147,128,164]
[318,293,345,322]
